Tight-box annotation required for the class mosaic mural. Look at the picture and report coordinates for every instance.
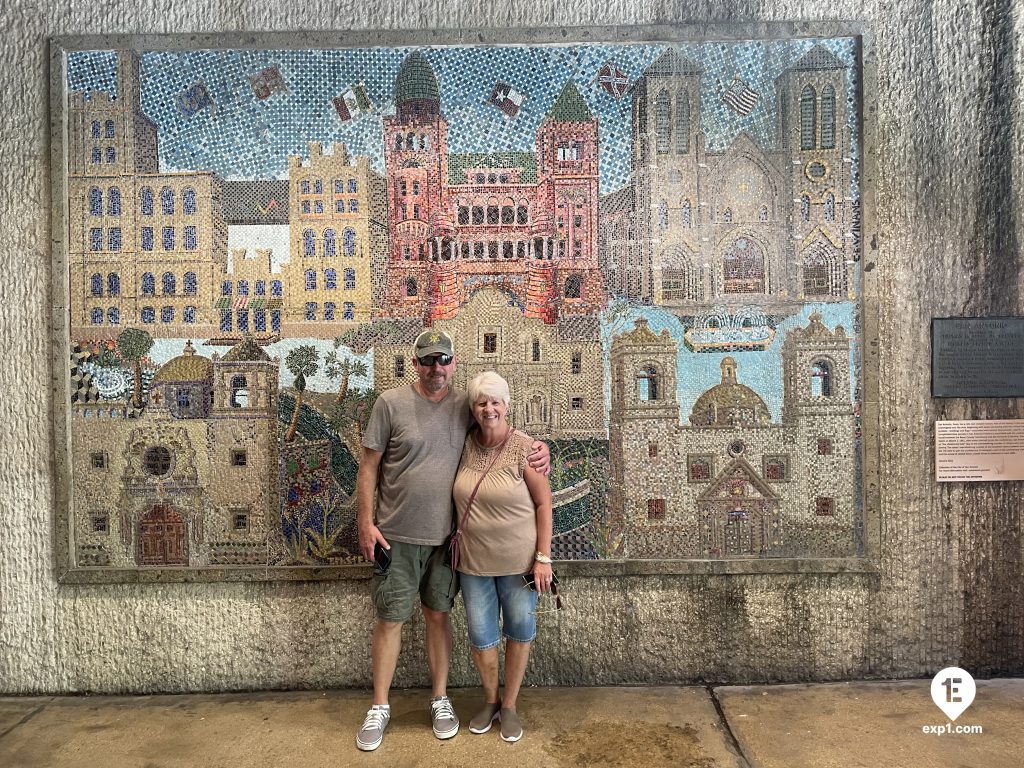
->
[56,32,864,576]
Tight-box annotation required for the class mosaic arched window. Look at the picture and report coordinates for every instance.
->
[107,228,121,251]
[107,187,121,216]
[237,280,249,296]
[820,85,836,150]
[824,193,835,221]
[811,360,833,397]
[182,272,197,296]
[105,147,116,163]
[162,272,176,295]
[304,270,316,290]
[253,309,265,332]
[637,366,660,401]
[800,85,817,150]
[517,203,529,225]
[222,280,232,296]
[271,280,283,297]
[324,302,336,321]
[89,228,102,251]
[91,120,101,138]
[681,199,692,228]
[395,134,403,150]
[343,302,355,320]
[107,307,120,325]
[160,187,174,215]
[800,195,811,222]
[183,306,196,324]
[723,236,765,294]
[90,273,103,296]
[405,277,418,297]
[220,311,232,332]
[183,225,197,250]
[271,311,281,332]
[655,90,671,154]
[141,273,155,296]
[344,228,356,256]
[107,273,120,297]
[564,273,582,299]
[303,229,315,256]
[657,200,668,229]
[162,226,174,250]
[90,307,103,324]
[305,302,317,321]
[344,268,356,290]
[348,179,357,193]
[140,187,153,216]
[141,306,156,324]
[325,268,337,290]
[161,306,174,323]
[182,187,197,215]
[759,205,769,222]
[675,89,690,154]
[91,147,101,164]
[104,120,115,138]
[89,187,102,216]
[324,228,337,257]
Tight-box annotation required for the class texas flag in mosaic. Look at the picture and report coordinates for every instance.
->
[250,65,287,100]
[332,84,372,121]
[596,61,630,99]
[174,81,213,118]
[720,76,760,117]
[488,81,526,118]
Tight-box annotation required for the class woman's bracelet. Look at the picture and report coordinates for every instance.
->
[534,552,552,564]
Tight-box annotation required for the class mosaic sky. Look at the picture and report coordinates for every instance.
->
[67,38,858,194]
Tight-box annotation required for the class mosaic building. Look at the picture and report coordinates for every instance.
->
[379,51,607,325]
[68,52,228,339]
[601,45,854,308]
[372,287,605,439]
[70,337,279,567]
[608,314,855,558]
[280,142,388,336]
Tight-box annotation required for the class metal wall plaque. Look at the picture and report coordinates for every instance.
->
[935,420,1024,482]
[931,317,1024,397]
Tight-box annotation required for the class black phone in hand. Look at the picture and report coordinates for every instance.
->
[373,543,391,574]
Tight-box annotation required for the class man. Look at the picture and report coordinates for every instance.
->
[355,330,549,751]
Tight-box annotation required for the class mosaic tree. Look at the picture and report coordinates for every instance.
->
[116,328,153,409]
[284,344,320,443]
[324,347,368,404]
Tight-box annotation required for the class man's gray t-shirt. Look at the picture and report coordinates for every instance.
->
[362,385,471,545]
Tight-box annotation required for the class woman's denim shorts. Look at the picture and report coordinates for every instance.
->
[459,572,538,650]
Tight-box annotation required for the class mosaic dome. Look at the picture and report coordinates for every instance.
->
[394,51,440,105]
[152,341,212,383]
[689,357,770,427]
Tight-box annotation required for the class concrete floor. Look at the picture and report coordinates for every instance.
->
[0,680,1021,767]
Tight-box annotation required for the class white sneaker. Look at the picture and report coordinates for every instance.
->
[356,705,391,751]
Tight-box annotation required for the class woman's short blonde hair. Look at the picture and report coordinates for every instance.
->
[467,371,510,407]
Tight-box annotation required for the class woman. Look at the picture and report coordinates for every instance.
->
[452,371,554,743]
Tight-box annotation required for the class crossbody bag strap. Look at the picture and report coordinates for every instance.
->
[452,428,514,537]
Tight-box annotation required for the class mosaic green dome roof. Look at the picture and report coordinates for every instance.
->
[394,51,440,104]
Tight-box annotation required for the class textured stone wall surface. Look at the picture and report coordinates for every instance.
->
[1,1,1022,693]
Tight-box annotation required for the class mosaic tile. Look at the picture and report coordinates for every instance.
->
[58,35,864,576]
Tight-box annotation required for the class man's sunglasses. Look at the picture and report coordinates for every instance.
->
[416,354,453,366]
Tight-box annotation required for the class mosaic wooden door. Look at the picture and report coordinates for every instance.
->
[139,505,187,566]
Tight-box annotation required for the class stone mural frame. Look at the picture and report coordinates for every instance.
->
[49,24,879,583]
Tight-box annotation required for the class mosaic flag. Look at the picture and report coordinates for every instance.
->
[255,197,279,217]
[487,81,526,118]
[250,65,287,100]
[596,62,630,99]
[332,84,372,121]
[174,81,213,118]
[720,76,760,117]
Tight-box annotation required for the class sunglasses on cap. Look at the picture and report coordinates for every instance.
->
[416,353,453,366]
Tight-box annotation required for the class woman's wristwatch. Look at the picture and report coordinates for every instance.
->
[534,552,552,564]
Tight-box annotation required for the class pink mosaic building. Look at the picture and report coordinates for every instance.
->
[380,51,606,324]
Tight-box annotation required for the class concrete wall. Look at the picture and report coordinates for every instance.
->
[1,1,1022,693]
